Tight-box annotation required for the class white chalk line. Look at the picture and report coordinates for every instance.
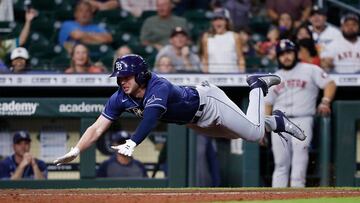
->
[1,191,360,197]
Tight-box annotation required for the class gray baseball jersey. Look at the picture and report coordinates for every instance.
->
[265,62,332,117]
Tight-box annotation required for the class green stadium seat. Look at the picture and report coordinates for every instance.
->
[245,56,262,72]
[249,16,271,35]
[116,18,143,35]
[30,15,56,38]
[99,52,115,72]
[27,32,52,57]
[184,9,210,23]
[32,0,56,12]
[87,44,114,62]
[50,54,71,72]
[94,9,132,24]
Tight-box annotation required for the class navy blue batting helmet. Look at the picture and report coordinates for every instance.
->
[110,54,151,85]
[276,39,297,56]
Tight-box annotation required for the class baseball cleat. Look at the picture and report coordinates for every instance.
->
[272,110,306,141]
[246,74,281,96]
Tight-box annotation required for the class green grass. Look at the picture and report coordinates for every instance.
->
[218,197,360,203]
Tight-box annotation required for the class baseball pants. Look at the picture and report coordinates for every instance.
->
[271,116,313,188]
[187,83,265,142]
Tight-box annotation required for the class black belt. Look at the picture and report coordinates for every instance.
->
[191,104,205,124]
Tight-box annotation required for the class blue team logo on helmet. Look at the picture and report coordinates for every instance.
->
[110,54,148,78]
[276,39,297,56]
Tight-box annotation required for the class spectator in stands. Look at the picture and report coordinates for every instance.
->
[156,27,201,73]
[266,0,312,28]
[113,45,133,64]
[65,43,106,73]
[0,8,37,61]
[7,47,31,74]
[295,24,313,42]
[140,0,188,51]
[308,6,342,55]
[255,26,279,61]
[0,131,47,180]
[154,55,176,73]
[238,28,256,57]
[224,0,251,32]
[278,12,295,40]
[0,59,7,73]
[0,0,14,21]
[58,1,113,53]
[119,0,157,17]
[97,131,147,178]
[297,39,320,66]
[320,13,360,73]
[201,9,245,73]
[85,0,119,11]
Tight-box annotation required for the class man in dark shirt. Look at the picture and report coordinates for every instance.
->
[97,131,147,178]
[0,131,47,180]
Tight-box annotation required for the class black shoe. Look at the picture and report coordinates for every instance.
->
[246,74,281,96]
[273,110,306,141]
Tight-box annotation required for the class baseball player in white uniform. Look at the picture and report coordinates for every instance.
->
[265,39,337,188]
[320,13,360,73]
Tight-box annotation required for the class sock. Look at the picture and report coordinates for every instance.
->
[265,116,277,132]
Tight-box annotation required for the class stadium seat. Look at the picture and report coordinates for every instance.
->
[94,9,132,25]
[245,56,262,73]
[50,54,71,72]
[30,14,56,39]
[99,52,115,72]
[87,44,114,62]
[27,32,52,57]
[183,9,211,23]
[32,0,56,12]
[249,16,271,35]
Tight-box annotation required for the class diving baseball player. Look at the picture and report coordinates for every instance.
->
[54,54,305,165]
[265,39,336,188]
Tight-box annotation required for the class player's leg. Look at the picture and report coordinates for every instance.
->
[265,110,307,141]
[204,74,280,141]
[290,117,313,187]
[271,132,292,187]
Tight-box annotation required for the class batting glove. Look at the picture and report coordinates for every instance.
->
[53,147,80,166]
[111,139,137,157]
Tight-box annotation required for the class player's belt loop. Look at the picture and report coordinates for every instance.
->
[192,104,205,123]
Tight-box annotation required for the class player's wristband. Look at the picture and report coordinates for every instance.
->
[321,97,331,105]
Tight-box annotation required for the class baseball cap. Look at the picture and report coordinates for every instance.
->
[10,47,29,60]
[111,130,130,144]
[13,131,31,144]
[341,13,359,24]
[170,26,188,37]
[310,5,327,16]
[212,9,229,20]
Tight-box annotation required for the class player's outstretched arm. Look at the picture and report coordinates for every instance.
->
[112,107,164,157]
[54,115,112,165]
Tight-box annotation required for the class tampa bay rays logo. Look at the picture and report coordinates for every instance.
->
[115,61,128,71]
[128,107,144,118]
[146,95,162,105]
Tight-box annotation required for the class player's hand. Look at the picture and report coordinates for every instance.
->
[53,147,80,166]
[20,153,32,168]
[317,103,331,116]
[111,139,137,157]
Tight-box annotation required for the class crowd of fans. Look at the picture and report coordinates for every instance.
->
[0,0,359,74]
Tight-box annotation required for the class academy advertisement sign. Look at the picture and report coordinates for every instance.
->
[0,98,107,117]
[59,102,104,113]
[0,101,39,115]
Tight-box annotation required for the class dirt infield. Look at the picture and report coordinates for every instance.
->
[1,188,360,203]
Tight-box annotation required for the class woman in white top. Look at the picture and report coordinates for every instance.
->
[201,9,245,73]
